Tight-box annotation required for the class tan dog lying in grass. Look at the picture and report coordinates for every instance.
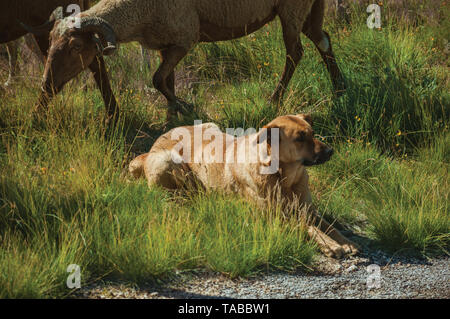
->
[129,114,359,258]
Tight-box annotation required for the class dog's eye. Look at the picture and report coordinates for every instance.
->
[296,134,305,143]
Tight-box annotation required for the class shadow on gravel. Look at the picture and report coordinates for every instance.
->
[335,224,438,269]
[345,231,437,269]
[150,288,233,300]
[74,281,234,299]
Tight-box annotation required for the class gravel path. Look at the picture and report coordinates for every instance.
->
[76,253,450,299]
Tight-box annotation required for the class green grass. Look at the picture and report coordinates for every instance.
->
[0,1,449,298]
[312,138,449,255]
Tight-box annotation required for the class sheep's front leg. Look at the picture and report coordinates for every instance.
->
[166,71,175,97]
[32,34,53,110]
[153,46,191,117]
[88,55,119,124]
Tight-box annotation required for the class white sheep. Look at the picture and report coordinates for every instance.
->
[36,0,346,119]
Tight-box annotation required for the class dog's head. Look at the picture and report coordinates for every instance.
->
[258,114,333,166]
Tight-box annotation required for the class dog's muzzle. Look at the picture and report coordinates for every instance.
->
[301,148,334,166]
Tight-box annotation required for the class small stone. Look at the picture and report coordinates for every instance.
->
[346,265,358,272]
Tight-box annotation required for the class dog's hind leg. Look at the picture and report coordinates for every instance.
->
[142,150,190,190]
[129,153,149,179]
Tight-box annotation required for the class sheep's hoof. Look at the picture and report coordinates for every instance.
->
[168,100,193,115]
[165,108,179,123]
[104,115,118,128]
[333,78,347,98]
[334,87,346,98]
[3,79,16,91]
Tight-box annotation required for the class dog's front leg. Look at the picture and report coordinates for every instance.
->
[292,177,359,257]
[307,225,347,259]
[308,210,360,256]
[243,187,268,210]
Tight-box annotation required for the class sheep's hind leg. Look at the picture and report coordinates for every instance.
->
[302,29,346,96]
[140,46,151,72]
[153,46,192,118]
[300,0,345,96]
[270,19,304,106]
[4,41,19,88]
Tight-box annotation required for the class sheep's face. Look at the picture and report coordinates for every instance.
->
[42,21,98,96]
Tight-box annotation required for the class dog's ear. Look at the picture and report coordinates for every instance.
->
[296,114,313,126]
[257,125,278,167]
[257,125,278,145]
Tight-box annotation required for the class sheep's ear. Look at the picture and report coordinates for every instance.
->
[296,114,313,126]
[92,35,117,56]
[50,6,64,21]
[80,17,117,56]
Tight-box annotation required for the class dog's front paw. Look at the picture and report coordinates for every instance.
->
[342,241,360,256]
[322,242,360,259]
[321,245,345,259]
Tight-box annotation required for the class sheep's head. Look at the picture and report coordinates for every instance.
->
[40,15,117,100]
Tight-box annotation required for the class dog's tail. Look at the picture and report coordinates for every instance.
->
[129,153,149,179]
